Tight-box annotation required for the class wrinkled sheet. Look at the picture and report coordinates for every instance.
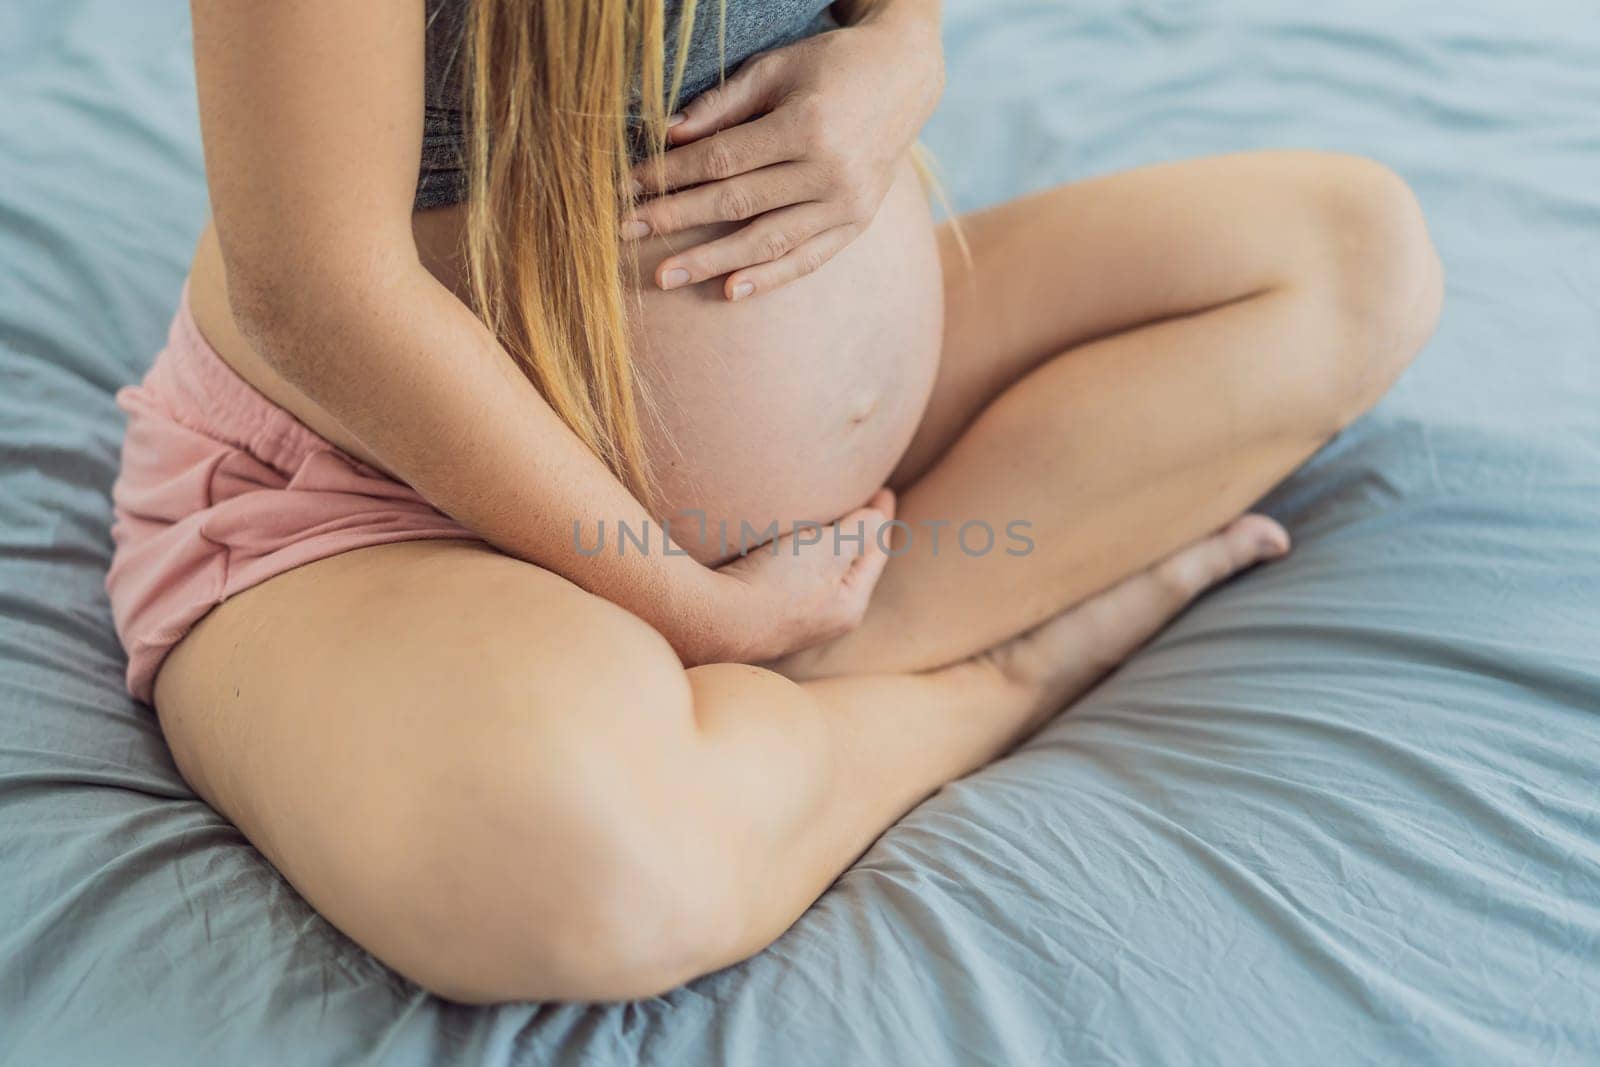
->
[2,1,1597,1063]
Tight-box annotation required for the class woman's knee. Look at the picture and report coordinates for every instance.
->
[1303,153,1445,423]
[377,623,740,1003]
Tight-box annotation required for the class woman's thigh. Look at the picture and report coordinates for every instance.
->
[895,150,1404,483]
[153,539,713,1000]
[785,151,1441,678]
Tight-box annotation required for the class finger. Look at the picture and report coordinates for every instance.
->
[635,112,792,195]
[842,542,891,616]
[830,500,889,561]
[667,52,784,144]
[624,163,817,238]
[654,203,834,291]
[865,487,897,522]
[837,503,895,608]
[723,225,859,300]
[828,500,889,572]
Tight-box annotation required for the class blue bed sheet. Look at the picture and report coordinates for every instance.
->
[2,1,1597,1063]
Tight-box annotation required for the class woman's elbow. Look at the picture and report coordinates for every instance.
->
[220,248,410,378]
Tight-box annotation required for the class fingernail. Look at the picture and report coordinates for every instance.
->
[620,218,651,240]
[660,267,691,290]
[730,281,755,301]
[667,112,687,128]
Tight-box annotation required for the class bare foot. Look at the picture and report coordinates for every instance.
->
[977,513,1290,736]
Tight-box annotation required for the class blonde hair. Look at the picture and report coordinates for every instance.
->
[463,0,673,505]
[461,1,957,508]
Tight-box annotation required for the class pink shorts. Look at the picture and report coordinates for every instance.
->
[106,288,479,704]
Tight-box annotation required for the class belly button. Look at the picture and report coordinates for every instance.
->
[847,392,879,427]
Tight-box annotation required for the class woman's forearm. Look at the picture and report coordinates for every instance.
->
[858,0,943,96]
[237,262,733,661]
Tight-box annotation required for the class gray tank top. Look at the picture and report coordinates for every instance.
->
[418,0,836,210]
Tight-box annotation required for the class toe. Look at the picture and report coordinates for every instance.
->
[1154,514,1290,599]
[1222,513,1292,565]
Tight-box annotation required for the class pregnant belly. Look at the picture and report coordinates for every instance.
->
[626,158,945,562]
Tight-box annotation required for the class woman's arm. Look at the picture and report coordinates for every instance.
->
[190,0,891,664]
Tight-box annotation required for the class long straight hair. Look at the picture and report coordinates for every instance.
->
[462,0,686,506]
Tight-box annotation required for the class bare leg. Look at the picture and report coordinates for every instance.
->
[776,152,1443,679]
[155,516,1283,1004]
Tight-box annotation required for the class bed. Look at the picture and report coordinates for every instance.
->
[2,1,1597,1063]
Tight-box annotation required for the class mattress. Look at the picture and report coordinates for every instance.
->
[2,0,1597,1062]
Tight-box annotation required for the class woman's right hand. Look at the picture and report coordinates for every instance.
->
[691,489,897,665]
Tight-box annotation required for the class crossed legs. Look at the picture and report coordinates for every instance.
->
[151,152,1441,1003]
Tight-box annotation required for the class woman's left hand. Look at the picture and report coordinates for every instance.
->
[625,6,944,300]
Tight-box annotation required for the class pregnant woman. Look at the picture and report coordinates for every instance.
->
[106,0,1442,1002]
